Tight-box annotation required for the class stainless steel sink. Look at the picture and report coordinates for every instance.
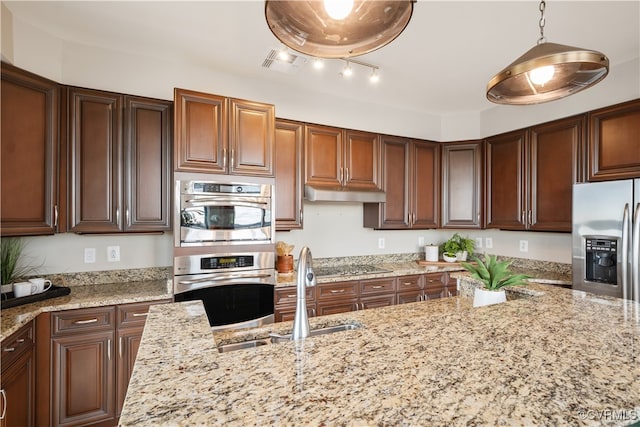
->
[217,338,271,353]
[269,323,361,344]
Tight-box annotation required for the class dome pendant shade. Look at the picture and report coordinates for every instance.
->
[487,42,609,105]
[264,1,414,59]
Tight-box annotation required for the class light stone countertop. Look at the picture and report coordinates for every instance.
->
[0,280,172,341]
[120,282,640,426]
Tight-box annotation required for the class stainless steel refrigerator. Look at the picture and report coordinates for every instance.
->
[572,179,640,303]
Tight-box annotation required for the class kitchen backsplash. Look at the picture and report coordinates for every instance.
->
[31,267,172,288]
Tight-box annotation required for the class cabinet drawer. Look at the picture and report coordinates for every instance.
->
[117,300,171,328]
[424,273,445,291]
[275,286,315,306]
[1,321,33,369]
[360,277,396,295]
[316,281,358,300]
[52,306,115,336]
[396,275,422,291]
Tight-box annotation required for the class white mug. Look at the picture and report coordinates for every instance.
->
[13,281,33,298]
[29,278,52,294]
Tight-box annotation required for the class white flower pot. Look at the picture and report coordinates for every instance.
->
[473,287,507,307]
[456,251,468,261]
[442,253,457,263]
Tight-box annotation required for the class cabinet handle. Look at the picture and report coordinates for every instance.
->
[3,347,15,353]
[74,318,98,325]
[339,167,344,185]
[0,389,6,420]
[116,209,120,226]
[311,308,316,317]
[54,205,59,227]
[345,167,349,184]
[132,312,148,317]
[119,336,123,359]
[286,294,297,298]
[230,149,235,168]
[126,209,130,224]
[521,210,526,225]
[330,289,345,294]
[402,282,412,286]
[300,209,303,223]
[528,210,532,226]
[107,339,111,361]
[223,148,227,169]
[371,285,384,289]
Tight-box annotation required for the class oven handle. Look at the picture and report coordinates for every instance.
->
[177,272,273,285]
[184,197,269,205]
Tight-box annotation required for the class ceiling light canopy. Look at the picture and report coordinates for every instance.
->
[264,0,415,59]
[487,1,609,105]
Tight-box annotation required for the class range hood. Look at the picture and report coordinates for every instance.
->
[304,185,386,203]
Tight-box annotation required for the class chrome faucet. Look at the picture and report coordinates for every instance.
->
[292,246,317,340]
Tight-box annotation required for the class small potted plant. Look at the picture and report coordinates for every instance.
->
[1,238,36,293]
[461,254,530,307]
[441,233,475,262]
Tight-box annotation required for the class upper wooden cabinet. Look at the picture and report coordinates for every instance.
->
[587,99,640,181]
[364,136,439,229]
[174,88,275,176]
[1,62,61,236]
[305,124,380,190]
[441,141,483,229]
[274,119,304,230]
[68,88,172,233]
[485,116,583,232]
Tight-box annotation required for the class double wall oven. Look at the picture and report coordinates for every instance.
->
[173,173,276,331]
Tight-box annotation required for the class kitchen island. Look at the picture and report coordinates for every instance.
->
[120,279,640,426]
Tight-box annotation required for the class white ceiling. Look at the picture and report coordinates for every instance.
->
[4,1,640,115]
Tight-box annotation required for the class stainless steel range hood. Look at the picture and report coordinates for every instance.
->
[304,185,386,203]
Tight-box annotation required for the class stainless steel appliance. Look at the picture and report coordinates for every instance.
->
[173,250,275,330]
[572,179,640,303]
[175,175,274,247]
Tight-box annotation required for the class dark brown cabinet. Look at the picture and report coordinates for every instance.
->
[396,273,453,304]
[68,88,172,233]
[316,281,360,316]
[1,321,35,427]
[364,137,439,229]
[274,285,316,322]
[587,99,640,181]
[441,141,483,229]
[174,88,275,176]
[1,62,61,237]
[305,125,381,190]
[485,117,582,232]
[274,119,304,230]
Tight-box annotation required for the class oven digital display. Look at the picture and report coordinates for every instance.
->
[192,182,262,195]
[200,255,254,270]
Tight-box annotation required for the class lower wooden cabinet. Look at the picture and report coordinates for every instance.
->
[36,299,170,427]
[1,321,35,427]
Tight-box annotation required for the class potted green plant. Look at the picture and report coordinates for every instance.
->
[1,238,36,293]
[461,254,530,307]
[441,233,475,262]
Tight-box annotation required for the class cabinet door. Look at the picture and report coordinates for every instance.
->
[441,141,483,228]
[529,116,583,232]
[316,298,357,316]
[68,88,123,232]
[411,141,440,228]
[124,97,172,231]
[363,136,410,229]
[52,331,115,426]
[116,326,143,417]
[588,99,640,181]
[360,294,396,310]
[423,272,450,300]
[485,130,527,230]
[397,290,423,304]
[174,88,227,173]
[1,63,60,236]
[343,130,380,190]
[229,99,275,176]
[1,349,35,427]
[274,119,303,230]
[305,124,343,187]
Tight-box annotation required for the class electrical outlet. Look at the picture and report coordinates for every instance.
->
[84,248,96,263]
[475,237,482,249]
[418,237,425,246]
[378,238,385,249]
[107,246,120,262]
[519,240,529,252]
[485,238,493,249]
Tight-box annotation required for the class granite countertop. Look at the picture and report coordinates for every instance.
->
[0,279,172,341]
[120,282,640,426]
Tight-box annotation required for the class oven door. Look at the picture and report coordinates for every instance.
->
[173,269,275,330]
[179,195,272,246]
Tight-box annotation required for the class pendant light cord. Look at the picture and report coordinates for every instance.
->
[537,0,547,44]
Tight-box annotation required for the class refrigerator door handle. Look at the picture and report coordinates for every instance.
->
[632,202,640,304]
[622,203,631,301]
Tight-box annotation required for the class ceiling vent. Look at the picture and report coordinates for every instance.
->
[262,48,307,74]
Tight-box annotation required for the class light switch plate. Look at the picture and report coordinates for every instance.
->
[485,238,493,249]
[475,238,482,249]
[84,248,96,263]
[107,246,120,262]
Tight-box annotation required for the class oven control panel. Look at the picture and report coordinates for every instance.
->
[201,255,255,270]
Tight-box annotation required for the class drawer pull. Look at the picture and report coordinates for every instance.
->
[402,282,413,286]
[371,285,384,289]
[330,289,346,294]
[132,312,148,317]
[16,338,25,344]
[286,294,297,298]
[3,347,15,353]
[74,318,98,325]
[1,389,6,420]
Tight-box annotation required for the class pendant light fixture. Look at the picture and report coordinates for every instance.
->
[487,1,609,105]
[264,0,414,59]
